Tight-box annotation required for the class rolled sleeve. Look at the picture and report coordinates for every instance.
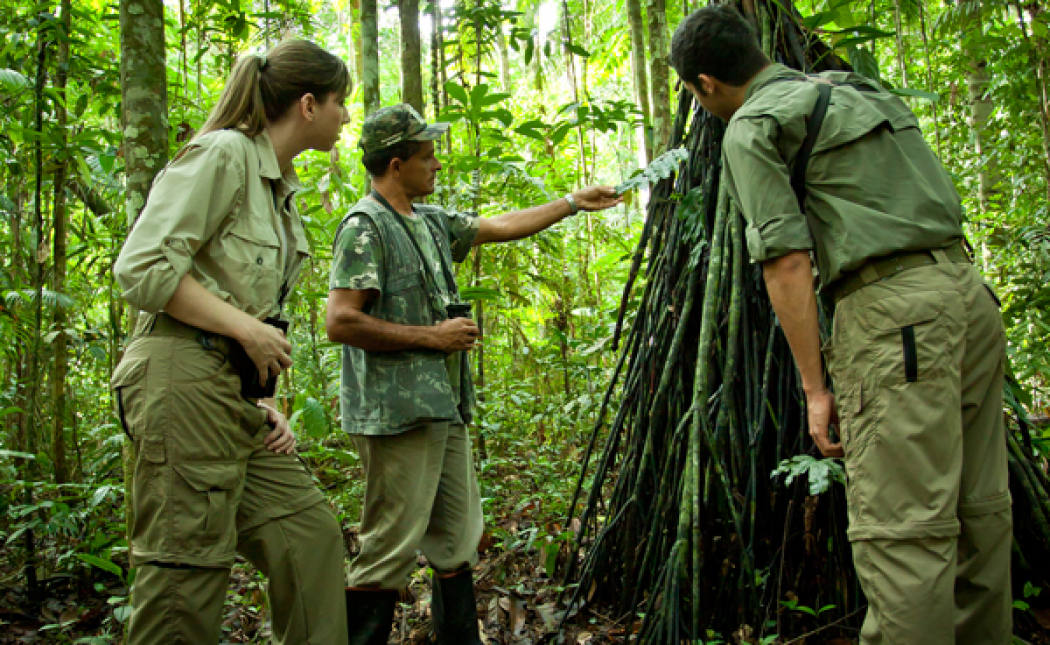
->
[114,144,244,312]
[329,216,384,292]
[446,210,480,263]
[723,116,814,262]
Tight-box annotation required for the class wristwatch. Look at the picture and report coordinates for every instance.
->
[564,193,580,215]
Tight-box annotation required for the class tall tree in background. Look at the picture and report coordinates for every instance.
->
[120,0,168,227]
[646,0,671,155]
[627,0,653,162]
[362,0,380,116]
[399,0,424,114]
[51,0,71,484]
[119,0,168,538]
[961,2,1001,220]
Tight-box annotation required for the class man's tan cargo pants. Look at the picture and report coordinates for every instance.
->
[825,258,1013,644]
[111,318,348,644]
[346,421,484,589]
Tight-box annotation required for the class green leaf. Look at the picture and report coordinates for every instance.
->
[0,448,35,460]
[460,286,501,302]
[846,45,881,82]
[301,397,328,438]
[889,88,940,103]
[615,147,690,195]
[564,42,591,57]
[444,81,469,106]
[0,69,29,92]
[78,553,123,579]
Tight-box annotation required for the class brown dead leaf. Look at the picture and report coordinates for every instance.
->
[576,631,593,644]
[1034,607,1050,630]
[534,602,558,632]
[509,597,527,636]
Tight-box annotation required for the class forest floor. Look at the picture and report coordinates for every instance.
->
[3,458,1050,644]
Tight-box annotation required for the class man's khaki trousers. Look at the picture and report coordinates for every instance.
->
[825,259,1013,644]
[112,331,348,644]
[346,421,484,588]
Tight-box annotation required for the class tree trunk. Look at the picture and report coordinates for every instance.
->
[627,0,653,162]
[430,0,443,123]
[1017,1,1050,202]
[399,0,424,114]
[120,0,168,560]
[120,0,168,227]
[892,0,908,88]
[962,7,1000,217]
[495,19,512,92]
[361,0,380,116]
[646,0,672,155]
[52,0,72,485]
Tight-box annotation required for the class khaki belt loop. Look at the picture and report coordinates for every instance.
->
[931,248,950,264]
[860,264,880,283]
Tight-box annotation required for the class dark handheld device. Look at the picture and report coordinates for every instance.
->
[228,317,290,399]
[445,302,473,319]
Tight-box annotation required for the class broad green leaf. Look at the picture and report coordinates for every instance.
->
[0,69,29,92]
[846,45,881,83]
[301,397,328,438]
[564,42,591,58]
[444,81,469,106]
[460,286,501,302]
[78,553,123,579]
[889,88,940,103]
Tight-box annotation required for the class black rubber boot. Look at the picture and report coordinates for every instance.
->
[431,569,484,645]
[345,587,397,645]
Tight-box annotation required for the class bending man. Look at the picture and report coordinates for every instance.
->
[669,7,1012,644]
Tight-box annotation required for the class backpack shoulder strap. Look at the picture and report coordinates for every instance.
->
[791,80,833,213]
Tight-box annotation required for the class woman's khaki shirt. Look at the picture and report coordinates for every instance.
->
[114,129,311,319]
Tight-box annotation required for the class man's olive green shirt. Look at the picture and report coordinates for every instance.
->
[722,64,963,286]
[115,130,310,319]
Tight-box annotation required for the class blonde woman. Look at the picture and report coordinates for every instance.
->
[112,40,350,644]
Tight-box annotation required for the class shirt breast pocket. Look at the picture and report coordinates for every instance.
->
[223,217,281,295]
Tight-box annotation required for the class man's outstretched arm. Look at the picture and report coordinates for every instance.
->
[762,250,843,458]
[473,186,622,246]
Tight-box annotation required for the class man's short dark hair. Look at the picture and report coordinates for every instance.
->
[670,6,769,88]
[361,140,424,177]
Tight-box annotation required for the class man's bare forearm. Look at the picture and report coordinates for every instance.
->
[762,251,826,394]
[475,199,573,245]
[326,306,436,353]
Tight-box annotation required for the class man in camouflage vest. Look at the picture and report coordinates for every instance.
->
[669,7,1012,644]
[328,104,622,645]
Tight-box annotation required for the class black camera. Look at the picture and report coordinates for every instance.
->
[445,302,473,319]
[228,317,290,400]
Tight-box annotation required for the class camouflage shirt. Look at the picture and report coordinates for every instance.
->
[329,196,480,435]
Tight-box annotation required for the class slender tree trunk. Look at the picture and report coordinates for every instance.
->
[627,0,653,162]
[120,0,168,558]
[646,0,672,155]
[962,8,1001,217]
[430,0,443,123]
[361,0,380,116]
[892,0,908,88]
[918,1,944,159]
[121,0,168,227]
[399,0,424,114]
[52,0,72,485]
[1017,1,1050,202]
[495,19,512,92]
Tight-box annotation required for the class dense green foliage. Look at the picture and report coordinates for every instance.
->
[0,0,1048,641]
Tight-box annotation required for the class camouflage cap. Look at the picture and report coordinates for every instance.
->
[359,104,449,154]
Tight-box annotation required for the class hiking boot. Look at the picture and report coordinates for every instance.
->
[431,569,483,645]
[345,587,397,645]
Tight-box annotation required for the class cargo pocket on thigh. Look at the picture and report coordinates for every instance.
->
[852,291,949,386]
[173,462,242,558]
[110,356,149,439]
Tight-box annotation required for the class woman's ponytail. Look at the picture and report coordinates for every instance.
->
[196,40,349,140]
